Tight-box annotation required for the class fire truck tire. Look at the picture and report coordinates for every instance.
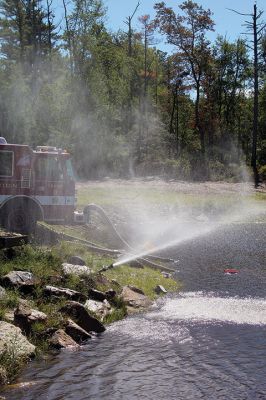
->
[1,202,37,234]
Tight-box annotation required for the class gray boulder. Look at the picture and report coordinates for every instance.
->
[49,329,79,349]
[14,301,47,335]
[60,301,105,333]
[128,285,145,295]
[65,319,91,343]
[88,288,106,302]
[105,289,116,299]
[62,263,91,276]
[121,286,153,310]
[0,321,35,359]
[84,299,112,321]
[1,271,37,293]
[68,256,86,266]
[44,285,87,302]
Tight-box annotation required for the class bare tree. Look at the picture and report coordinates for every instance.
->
[229,4,266,187]
[124,2,140,58]
[62,0,74,73]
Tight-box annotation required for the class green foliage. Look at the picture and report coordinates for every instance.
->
[0,341,28,384]
[0,0,264,181]
[0,245,62,281]
[0,289,19,309]
[103,307,127,324]
[259,165,266,181]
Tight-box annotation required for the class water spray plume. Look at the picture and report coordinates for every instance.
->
[112,188,265,268]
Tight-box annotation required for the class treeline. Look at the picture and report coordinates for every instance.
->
[0,0,265,183]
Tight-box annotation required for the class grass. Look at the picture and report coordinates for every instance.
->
[0,339,28,385]
[77,181,266,209]
[77,185,225,208]
[0,289,20,321]
[105,265,181,300]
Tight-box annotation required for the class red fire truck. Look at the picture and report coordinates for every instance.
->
[0,138,77,233]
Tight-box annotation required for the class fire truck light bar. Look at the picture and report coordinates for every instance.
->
[35,146,67,153]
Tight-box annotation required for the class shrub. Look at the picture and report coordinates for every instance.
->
[259,164,266,181]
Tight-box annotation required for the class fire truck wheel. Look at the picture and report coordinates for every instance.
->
[4,205,36,234]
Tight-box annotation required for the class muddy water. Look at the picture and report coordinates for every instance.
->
[3,223,266,400]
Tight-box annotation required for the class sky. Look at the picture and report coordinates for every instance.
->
[55,0,266,52]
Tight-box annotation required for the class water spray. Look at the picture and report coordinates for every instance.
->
[84,204,177,272]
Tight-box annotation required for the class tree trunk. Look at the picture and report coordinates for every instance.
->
[251,4,259,187]
[175,90,179,156]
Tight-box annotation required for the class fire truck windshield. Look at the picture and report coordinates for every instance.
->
[66,159,75,180]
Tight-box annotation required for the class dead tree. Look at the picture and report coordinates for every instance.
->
[62,0,74,74]
[124,2,140,58]
[229,4,266,187]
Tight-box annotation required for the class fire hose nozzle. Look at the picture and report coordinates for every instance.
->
[99,264,114,273]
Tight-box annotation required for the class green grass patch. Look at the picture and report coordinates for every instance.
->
[254,192,266,201]
[77,183,266,214]
[0,290,20,321]
[105,265,181,300]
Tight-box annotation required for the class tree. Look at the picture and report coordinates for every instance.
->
[154,1,214,170]
[206,36,250,161]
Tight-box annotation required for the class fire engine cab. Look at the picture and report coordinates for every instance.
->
[0,138,76,233]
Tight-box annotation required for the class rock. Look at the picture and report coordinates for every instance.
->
[95,274,112,287]
[105,289,116,299]
[154,285,167,294]
[0,367,7,386]
[35,327,58,339]
[88,288,106,302]
[14,302,47,335]
[60,301,105,333]
[84,299,112,321]
[0,285,6,299]
[128,285,145,295]
[62,263,91,276]
[4,311,14,322]
[65,319,91,343]
[0,321,35,359]
[1,271,37,293]
[68,256,86,266]
[161,272,172,279]
[44,285,87,302]
[49,329,79,349]
[121,286,153,309]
